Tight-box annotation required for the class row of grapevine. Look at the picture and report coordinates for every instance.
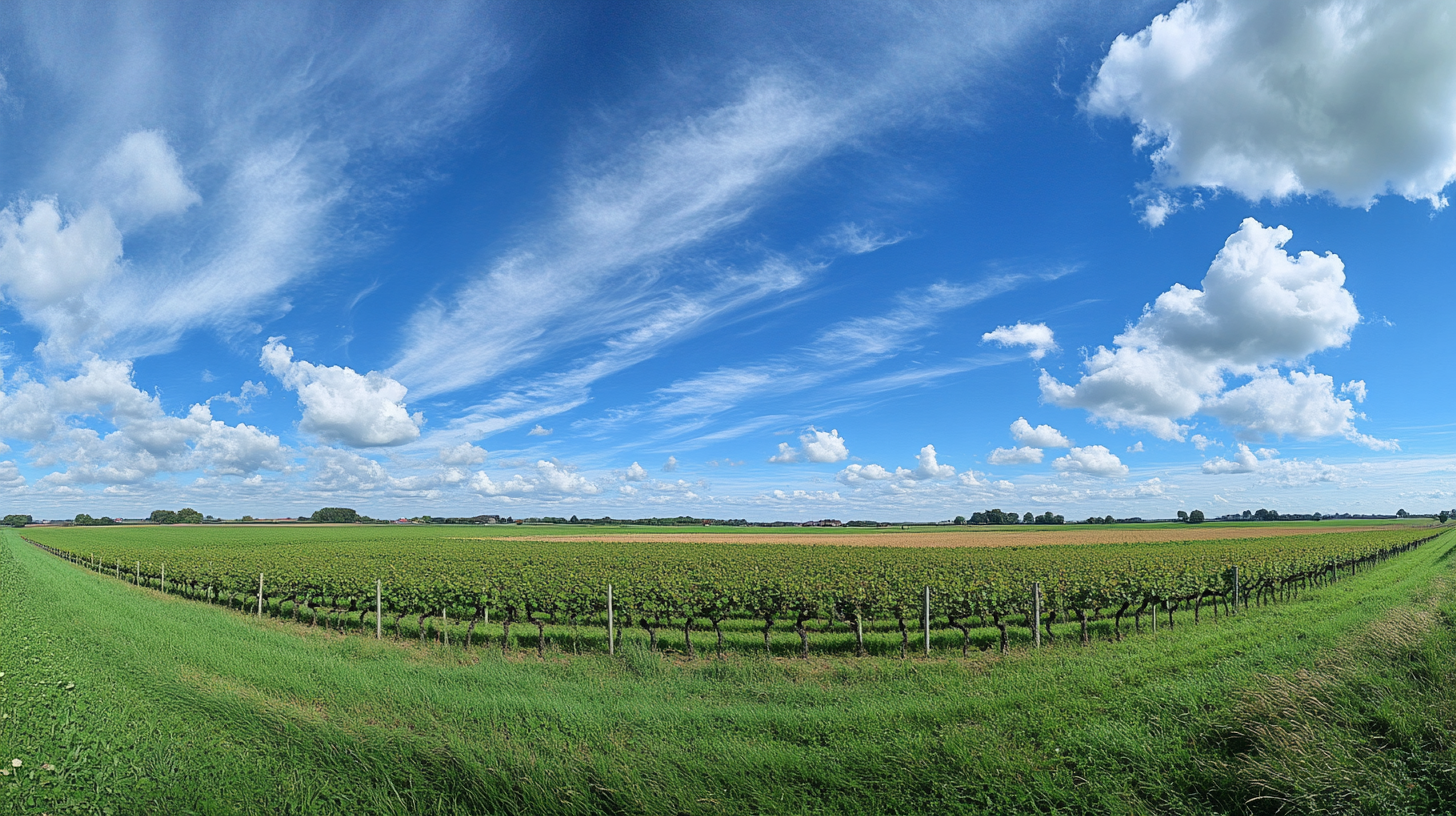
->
[20,527,1442,658]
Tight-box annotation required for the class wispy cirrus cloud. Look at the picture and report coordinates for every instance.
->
[390,2,1062,403]
[0,1,507,359]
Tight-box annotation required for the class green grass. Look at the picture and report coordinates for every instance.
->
[4,529,1455,815]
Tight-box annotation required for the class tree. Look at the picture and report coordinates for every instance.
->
[1397,509,1409,518]
[241,515,254,522]
[569,515,580,524]
[1188,509,1205,524]
[149,509,179,524]
[1177,510,1188,522]
[1104,515,1115,524]
[1440,511,1449,524]
[176,508,203,524]
[1023,512,1034,524]
[3,514,32,527]
[310,507,361,524]
[73,514,115,527]
[953,515,966,525]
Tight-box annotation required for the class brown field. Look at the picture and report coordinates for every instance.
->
[482,524,1410,548]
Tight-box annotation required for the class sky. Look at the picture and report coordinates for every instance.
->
[0,0,1454,521]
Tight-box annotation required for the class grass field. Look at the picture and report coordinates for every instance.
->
[4,527,1456,815]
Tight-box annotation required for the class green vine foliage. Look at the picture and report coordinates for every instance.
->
[22,528,1437,656]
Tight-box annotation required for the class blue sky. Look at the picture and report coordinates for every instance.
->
[0,0,1453,520]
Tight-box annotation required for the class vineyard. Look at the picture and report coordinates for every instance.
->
[20,525,1440,659]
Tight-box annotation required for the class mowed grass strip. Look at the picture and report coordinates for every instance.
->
[2,529,1455,815]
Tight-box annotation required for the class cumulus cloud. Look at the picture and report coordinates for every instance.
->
[527,424,552,436]
[2,359,289,485]
[1203,369,1395,448]
[1202,443,1259,474]
[95,130,200,226]
[0,200,121,310]
[261,338,422,447]
[662,455,678,472]
[209,380,268,414]
[988,446,1044,465]
[903,444,955,480]
[1260,457,1344,487]
[836,462,896,485]
[982,322,1057,360]
[1009,417,1070,448]
[1041,219,1393,448]
[1126,441,1144,453]
[1190,434,1217,451]
[770,427,848,464]
[467,459,602,498]
[1341,379,1368,403]
[438,443,487,466]
[1088,0,1456,218]
[622,461,649,481]
[1052,445,1129,478]
[835,444,955,485]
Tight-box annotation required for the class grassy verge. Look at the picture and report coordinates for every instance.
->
[3,530,1455,815]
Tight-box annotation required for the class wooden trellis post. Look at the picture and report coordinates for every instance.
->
[923,586,931,656]
[1032,582,1042,648]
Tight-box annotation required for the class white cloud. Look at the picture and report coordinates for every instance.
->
[95,130,200,226]
[769,442,800,464]
[1126,441,1144,453]
[835,444,955,486]
[0,11,504,363]
[1202,443,1259,474]
[467,459,602,498]
[527,424,553,437]
[438,443,487,466]
[1341,379,1368,403]
[1009,417,1070,448]
[982,322,1057,360]
[1088,0,1456,215]
[1,359,289,486]
[988,446,1044,465]
[261,338,422,448]
[0,199,121,310]
[828,222,905,255]
[902,444,955,480]
[1190,434,1216,451]
[390,6,1055,401]
[662,455,678,472]
[836,463,896,485]
[1203,369,1395,448]
[1052,445,1129,479]
[1259,457,1345,487]
[1041,219,1392,448]
[771,426,848,464]
[622,462,649,481]
[0,461,26,491]
[209,380,268,414]
[621,276,1038,438]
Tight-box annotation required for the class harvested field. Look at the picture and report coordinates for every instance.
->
[470,524,1414,548]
